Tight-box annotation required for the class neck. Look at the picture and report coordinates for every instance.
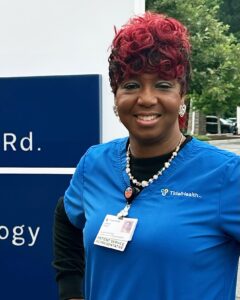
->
[129,132,185,158]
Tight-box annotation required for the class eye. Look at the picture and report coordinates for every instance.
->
[155,81,173,89]
[122,81,140,90]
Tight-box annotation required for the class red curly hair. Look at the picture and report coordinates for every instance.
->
[108,12,191,96]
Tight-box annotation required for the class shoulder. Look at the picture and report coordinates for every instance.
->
[189,137,239,163]
[181,138,240,185]
[76,137,128,172]
[86,137,128,158]
[182,137,240,176]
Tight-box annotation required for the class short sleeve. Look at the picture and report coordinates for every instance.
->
[219,156,240,242]
[64,154,86,229]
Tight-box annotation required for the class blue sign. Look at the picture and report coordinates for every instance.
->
[0,75,101,299]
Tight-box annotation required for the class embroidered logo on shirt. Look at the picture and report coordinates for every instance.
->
[161,188,201,198]
[161,189,169,196]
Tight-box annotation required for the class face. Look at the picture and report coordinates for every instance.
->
[115,73,184,148]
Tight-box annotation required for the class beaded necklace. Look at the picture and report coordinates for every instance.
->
[117,134,184,218]
[126,134,184,188]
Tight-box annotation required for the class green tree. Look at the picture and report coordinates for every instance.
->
[219,0,240,41]
[146,0,240,120]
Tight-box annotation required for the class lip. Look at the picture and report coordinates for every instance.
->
[134,113,161,126]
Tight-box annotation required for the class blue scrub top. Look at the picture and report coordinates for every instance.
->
[65,137,240,300]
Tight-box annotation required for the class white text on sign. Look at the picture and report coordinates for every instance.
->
[0,225,40,247]
[2,131,42,152]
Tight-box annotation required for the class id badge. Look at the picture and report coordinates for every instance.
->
[94,214,138,251]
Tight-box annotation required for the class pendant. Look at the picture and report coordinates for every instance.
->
[124,186,134,200]
[124,186,140,203]
[117,204,131,219]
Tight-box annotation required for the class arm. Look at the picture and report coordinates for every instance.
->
[219,156,240,242]
[53,197,85,300]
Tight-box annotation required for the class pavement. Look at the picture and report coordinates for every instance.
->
[208,137,240,299]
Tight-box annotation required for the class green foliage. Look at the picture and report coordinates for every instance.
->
[146,0,240,117]
[192,135,210,141]
[219,0,240,41]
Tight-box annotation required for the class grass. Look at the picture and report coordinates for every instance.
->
[193,134,210,141]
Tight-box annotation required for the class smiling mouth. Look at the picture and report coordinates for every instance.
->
[136,114,161,121]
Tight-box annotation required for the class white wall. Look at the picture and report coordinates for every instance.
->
[0,0,145,142]
[237,106,240,134]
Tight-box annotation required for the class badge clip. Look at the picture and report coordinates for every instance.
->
[117,204,131,219]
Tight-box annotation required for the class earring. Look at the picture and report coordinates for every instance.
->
[113,104,119,117]
[179,104,186,117]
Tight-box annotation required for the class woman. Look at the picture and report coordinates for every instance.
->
[53,12,240,300]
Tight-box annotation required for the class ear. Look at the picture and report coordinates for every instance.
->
[180,95,185,105]
[113,98,119,118]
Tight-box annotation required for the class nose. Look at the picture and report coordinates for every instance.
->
[137,87,158,107]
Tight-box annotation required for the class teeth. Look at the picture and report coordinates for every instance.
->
[137,115,158,121]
